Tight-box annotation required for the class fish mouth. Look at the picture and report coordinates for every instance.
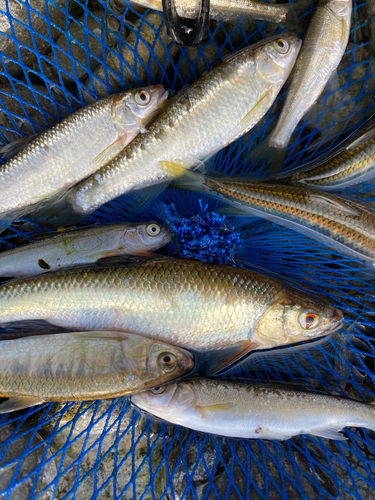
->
[183,355,195,374]
[327,308,345,333]
[156,85,169,103]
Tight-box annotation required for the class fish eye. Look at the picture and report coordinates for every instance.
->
[299,310,319,330]
[146,223,161,236]
[151,385,167,395]
[135,91,151,106]
[275,39,289,54]
[158,352,177,371]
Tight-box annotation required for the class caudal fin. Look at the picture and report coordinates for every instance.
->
[237,138,286,178]
[160,161,209,192]
[283,0,312,30]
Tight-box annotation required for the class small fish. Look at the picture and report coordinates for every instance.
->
[129,0,310,24]
[250,0,352,172]
[42,33,301,226]
[0,85,168,231]
[0,331,194,414]
[0,222,172,278]
[0,258,343,352]
[268,119,375,191]
[161,163,375,265]
[132,379,375,441]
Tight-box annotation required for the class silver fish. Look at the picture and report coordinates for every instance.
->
[0,222,172,278]
[132,379,375,440]
[0,259,343,352]
[0,85,168,230]
[128,0,310,24]
[46,33,301,226]
[254,0,352,170]
[0,331,194,414]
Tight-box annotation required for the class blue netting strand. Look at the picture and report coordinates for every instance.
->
[1,0,375,497]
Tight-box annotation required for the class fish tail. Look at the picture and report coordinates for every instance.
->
[0,206,35,234]
[159,161,209,193]
[25,189,85,229]
[238,138,286,178]
[284,0,312,30]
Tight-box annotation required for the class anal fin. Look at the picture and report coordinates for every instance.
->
[311,428,347,441]
[0,396,45,414]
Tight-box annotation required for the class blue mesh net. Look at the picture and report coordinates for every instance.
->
[1,0,375,497]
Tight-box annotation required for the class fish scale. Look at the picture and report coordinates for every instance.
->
[0,259,342,351]
[132,379,375,440]
[58,34,301,219]
[269,0,352,150]
[207,177,375,260]
[0,86,167,227]
[129,0,310,23]
[0,332,193,410]
[280,133,375,190]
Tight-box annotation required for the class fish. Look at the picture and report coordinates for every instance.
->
[0,222,173,279]
[132,379,375,441]
[42,33,301,226]
[0,258,343,352]
[0,331,194,414]
[128,0,311,24]
[267,118,375,191]
[161,163,375,265]
[0,85,168,231]
[249,0,352,172]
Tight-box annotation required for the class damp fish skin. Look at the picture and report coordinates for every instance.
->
[0,85,168,228]
[0,222,172,278]
[0,331,194,414]
[0,259,343,351]
[53,33,301,223]
[161,163,375,265]
[268,0,352,150]
[129,0,310,24]
[272,123,375,190]
[132,379,375,441]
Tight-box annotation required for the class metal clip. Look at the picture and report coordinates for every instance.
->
[162,0,210,46]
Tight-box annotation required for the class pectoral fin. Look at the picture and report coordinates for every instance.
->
[91,134,129,171]
[240,90,273,127]
[0,134,38,158]
[195,403,234,417]
[0,396,45,414]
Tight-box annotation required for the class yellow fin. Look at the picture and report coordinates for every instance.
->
[240,90,273,127]
[195,403,234,417]
[159,162,206,192]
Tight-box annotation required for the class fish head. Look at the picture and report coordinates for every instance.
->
[131,381,196,417]
[112,85,168,133]
[255,32,302,84]
[135,341,194,389]
[324,0,352,18]
[123,222,173,251]
[253,291,344,348]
